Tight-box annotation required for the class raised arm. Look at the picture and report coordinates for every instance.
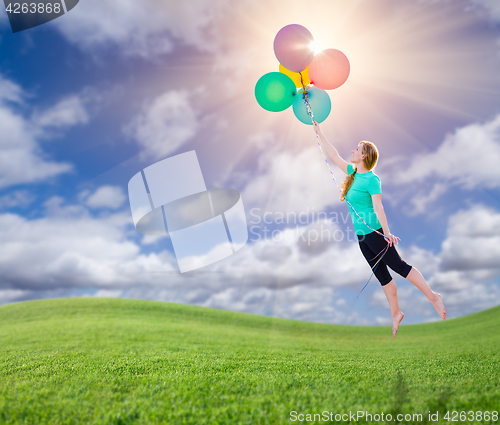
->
[312,121,349,175]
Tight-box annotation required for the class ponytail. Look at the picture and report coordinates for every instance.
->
[341,168,356,201]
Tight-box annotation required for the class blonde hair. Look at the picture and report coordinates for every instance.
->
[340,141,379,202]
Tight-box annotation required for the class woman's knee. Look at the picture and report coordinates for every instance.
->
[388,259,412,278]
[400,263,412,278]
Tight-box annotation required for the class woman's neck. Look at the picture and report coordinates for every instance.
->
[355,163,370,174]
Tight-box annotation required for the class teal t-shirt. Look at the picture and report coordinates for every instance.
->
[345,163,382,235]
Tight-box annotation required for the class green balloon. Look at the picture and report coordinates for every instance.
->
[255,72,296,112]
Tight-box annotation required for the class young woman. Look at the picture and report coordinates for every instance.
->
[312,121,446,337]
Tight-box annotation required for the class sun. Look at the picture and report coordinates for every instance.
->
[309,41,324,55]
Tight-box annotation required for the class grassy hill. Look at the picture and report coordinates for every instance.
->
[0,298,499,424]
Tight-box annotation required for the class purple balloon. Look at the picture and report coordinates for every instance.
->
[274,24,314,73]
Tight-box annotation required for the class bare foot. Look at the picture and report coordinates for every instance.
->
[430,292,446,320]
[392,311,404,338]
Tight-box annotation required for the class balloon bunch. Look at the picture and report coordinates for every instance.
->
[255,26,390,297]
[255,24,350,125]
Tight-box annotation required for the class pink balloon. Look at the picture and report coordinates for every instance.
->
[309,49,350,90]
[273,24,314,73]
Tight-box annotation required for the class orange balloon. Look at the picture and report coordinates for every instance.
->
[279,64,311,89]
[309,49,350,90]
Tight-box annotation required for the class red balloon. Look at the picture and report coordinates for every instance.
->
[273,24,314,73]
[309,49,350,90]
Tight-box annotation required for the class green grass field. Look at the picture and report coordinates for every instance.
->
[0,298,499,424]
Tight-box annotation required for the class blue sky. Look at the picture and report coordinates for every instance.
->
[1,0,500,327]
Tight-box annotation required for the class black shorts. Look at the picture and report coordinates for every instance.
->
[357,228,413,286]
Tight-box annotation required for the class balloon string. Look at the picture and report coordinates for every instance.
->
[301,93,390,296]
[302,94,387,239]
[356,243,390,298]
[299,72,307,94]
[367,244,389,262]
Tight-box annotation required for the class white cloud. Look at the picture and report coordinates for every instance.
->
[0,74,110,189]
[0,193,369,324]
[0,289,32,305]
[0,76,118,190]
[402,183,448,217]
[242,143,346,215]
[435,282,500,314]
[0,74,24,104]
[94,289,123,298]
[222,220,368,290]
[398,244,441,277]
[53,0,232,59]
[31,95,89,129]
[0,190,36,209]
[375,316,391,325]
[391,113,500,189]
[141,234,164,245]
[0,197,176,291]
[439,204,500,272]
[1,196,498,325]
[200,285,367,325]
[468,0,500,21]
[0,102,73,189]
[123,89,198,160]
[79,185,126,209]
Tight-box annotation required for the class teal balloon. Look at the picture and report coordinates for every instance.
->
[293,86,331,125]
[255,72,296,112]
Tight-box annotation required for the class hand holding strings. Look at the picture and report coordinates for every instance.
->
[385,233,400,247]
[312,120,322,135]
